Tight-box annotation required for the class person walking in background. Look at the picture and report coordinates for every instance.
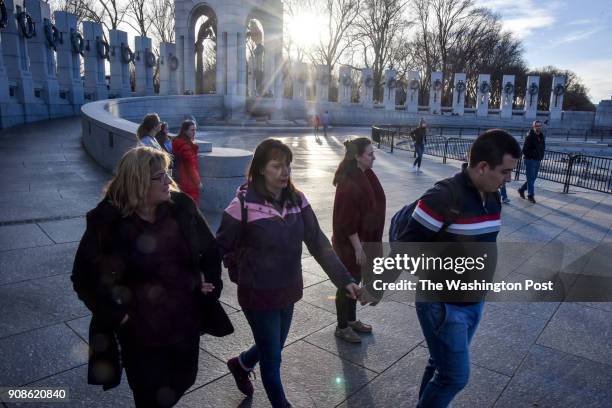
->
[137,113,163,150]
[321,110,331,136]
[518,120,545,204]
[500,183,510,204]
[155,122,173,155]
[71,147,232,408]
[411,119,427,173]
[332,138,386,343]
[313,114,320,138]
[172,120,201,205]
[216,139,360,408]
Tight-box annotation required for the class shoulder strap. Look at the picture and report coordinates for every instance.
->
[437,179,463,232]
[237,193,247,248]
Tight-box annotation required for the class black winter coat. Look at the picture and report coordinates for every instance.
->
[71,191,233,390]
[522,129,545,161]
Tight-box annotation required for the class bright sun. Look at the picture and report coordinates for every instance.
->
[287,13,324,49]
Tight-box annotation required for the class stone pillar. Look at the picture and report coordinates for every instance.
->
[338,65,352,105]
[54,11,84,113]
[452,73,466,116]
[222,27,246,118]
[177,34,186,94]
[25,0,60,119]
[549,75,566,121]
[159,42,178,95]
[315,65,330,103]
[360,68,374,108]
[383,69,397,110]
[524,75,539,119]
[237,32,247,100]
[429,71,443,114]
[0,4,25,128]
[292,61,307,100]
[500,75,515,119]
[2,0,38,123]
[476,74,491,117]
[108,29,131,98]
[406,71,420,113]
[134,36,154,96]
[82,21,108,101]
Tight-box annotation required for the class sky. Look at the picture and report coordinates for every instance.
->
[477,0,612,103]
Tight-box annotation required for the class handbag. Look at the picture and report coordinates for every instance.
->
[199,296,234,337]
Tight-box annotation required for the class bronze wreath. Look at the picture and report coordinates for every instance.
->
[44,20,60,50]
[364,76,374,88]
[121,43,135,64]
[528,82,539,95]
[387,78,396,89]
[409,79,420,90]
[341,74,352,87]
[16,10,35,39]
[145,51,156,68]
[96,38,110,60]
[504,82,514,96]
[432,78,442,91]
[553,83,565,96]
[479,81,491,94]
[71,30,85,56]
[455,80,466,93]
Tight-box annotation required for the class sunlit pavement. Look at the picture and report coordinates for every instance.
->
[1,117,611,407]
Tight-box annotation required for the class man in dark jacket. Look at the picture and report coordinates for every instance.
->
[518,120,545,203]
[411,119,427,173]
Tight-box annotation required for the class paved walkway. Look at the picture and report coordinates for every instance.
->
[1,118,611,407]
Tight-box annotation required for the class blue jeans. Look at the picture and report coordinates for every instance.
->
[240,304,294,408]
[414,143,425,168]
[520,159,541,197]
[415,302,484,408]
[499,184,508,200]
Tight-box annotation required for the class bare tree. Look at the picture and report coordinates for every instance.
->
[124,0,152,37]
[150,0,176,44]
[49,0,97,25]
[307,0,361,73]
[354,0,411,101]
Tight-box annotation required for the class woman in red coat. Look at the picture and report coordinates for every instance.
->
[332,137,386,343]
[172,120,201,204]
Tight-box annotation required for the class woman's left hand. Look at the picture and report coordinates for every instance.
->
[201,278,216,294]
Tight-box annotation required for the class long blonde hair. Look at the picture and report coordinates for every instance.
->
[105,147,178,217]
[136,113,161,140]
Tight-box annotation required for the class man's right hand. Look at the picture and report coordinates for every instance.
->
[120,314,129,326]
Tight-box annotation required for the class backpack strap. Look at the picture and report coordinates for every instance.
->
[436,179,463,233]
[236,193,247,248]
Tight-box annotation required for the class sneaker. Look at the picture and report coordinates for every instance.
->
[348,320,373,333]
[502,197,511,204]
[410,165,418,173]
[518,189,525,199]
[227,357,254,396]
[528,195,536,204]
[335,326,362,343]
[416,167,422,173]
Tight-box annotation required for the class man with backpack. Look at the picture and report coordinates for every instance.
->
[384,129,521,407]
[518,120,545,204]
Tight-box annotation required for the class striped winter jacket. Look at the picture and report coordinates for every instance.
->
[406,164,502,243]
[216,184,354,311]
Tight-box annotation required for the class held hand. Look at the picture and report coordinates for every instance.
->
[345,283,361,300]
[201,279,216,295]
[120,314,129,326]
[358,287,380,306]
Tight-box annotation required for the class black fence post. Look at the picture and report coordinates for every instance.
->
[459,128,463,138]
[443,138,449,164]
[563,155,575,194]
[584,129,588,142]
[390,130,394,153]
[514,156,522,181]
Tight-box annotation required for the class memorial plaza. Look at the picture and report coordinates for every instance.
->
[0,117,611,407]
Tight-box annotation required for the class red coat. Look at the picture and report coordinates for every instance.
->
[332,168,386,277]
[172,137,201,204]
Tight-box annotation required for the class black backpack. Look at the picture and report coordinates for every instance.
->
[389,179,463,242]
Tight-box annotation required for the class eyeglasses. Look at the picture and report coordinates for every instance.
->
[151,171,171,183]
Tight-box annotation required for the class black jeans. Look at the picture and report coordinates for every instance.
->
[119,334,200,408]
[336,276,361,328]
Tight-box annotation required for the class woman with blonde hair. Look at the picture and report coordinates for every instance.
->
[137,113,163,150]
[172,120,201,204]
[72,146,232,408]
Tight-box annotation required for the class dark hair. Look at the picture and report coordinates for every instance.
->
[136,113,161,140]
[333,137,372,186]
[469,129,521,169]
[155,122,169,145]
[248,139,299,204]
[177,120,196,142]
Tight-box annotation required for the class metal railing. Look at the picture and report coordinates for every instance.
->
[372,125,612,194]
